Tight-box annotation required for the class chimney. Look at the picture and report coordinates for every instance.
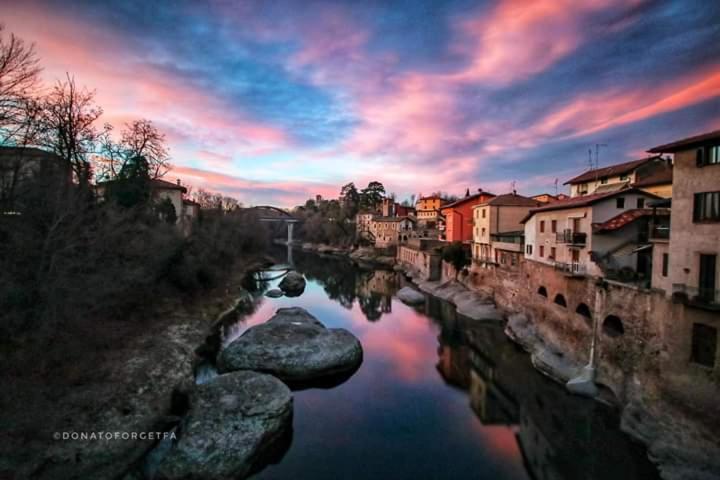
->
[176,178,181,185]
[477,188,483,193]
[465,188,470,197]
[513,189,517,195]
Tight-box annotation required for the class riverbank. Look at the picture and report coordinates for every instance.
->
[293,241,396,268]
[0,256,269,480]
[394,255,720,480]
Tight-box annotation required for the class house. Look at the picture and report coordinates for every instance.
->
[415,195,446,227]
[356,211,375,236]
[647,130,720,309]
[96,177,189,224]
[440,189,495,243]
[564,156,672,198]
[381,198,416,217]
[532,193,558,204]
[0,147,72,214]
[369,216,416,248]
[522,187,663,282]
[472,192,541,269]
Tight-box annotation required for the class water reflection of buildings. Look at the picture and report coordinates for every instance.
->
[433,315,659,480]
[355,269,397,319]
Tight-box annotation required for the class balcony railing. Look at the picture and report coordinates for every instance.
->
[672,284,720,310]
[649,224,670,240]
[553,261,587,276]
[556,230,587,245]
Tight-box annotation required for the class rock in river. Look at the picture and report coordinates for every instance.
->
[265,288,284,298]
[217,307,363,383]
[396,286,425,305]
[156,371,292,480]
[278,271,306,297]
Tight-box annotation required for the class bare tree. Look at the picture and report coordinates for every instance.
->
[36,75,102,185]
[0,25,42,146]
[96,119,170,181]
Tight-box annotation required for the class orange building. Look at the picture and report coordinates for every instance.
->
[415,195,446,227]
[441,190,496,243]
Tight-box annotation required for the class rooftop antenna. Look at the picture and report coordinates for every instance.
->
[595,143,607,170]
[511,180,516,194]
[588,149,594,170]
[554,178,559,195]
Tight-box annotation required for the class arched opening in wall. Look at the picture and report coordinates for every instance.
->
[537,286,548,297]
[553,294,567,307]
[602,315,624,338]
[575,303,592,325]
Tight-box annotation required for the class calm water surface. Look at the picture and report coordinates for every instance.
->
[219,249,658,480]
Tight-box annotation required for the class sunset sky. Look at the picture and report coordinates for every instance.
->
[5,0,720,206]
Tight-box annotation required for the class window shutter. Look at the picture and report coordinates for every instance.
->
[693,192,701,221]
[696,148,705,167]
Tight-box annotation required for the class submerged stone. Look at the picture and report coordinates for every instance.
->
[266,288,284,298]
[397,286,425,305]
[156,371,292,480]
[217,307,363,383]
[278,271,306,297]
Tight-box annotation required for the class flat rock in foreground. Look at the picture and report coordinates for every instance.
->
[217,307,363,382]
[156,371,292,480]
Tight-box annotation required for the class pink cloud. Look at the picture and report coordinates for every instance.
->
[171,165,337,207]
[450,0,636,85]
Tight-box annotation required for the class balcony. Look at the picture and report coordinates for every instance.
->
[672,284,720,311]
[649,224,670,240]
[553,261,587,277]
[556,229,587,246]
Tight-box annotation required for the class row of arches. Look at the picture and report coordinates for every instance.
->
[536,286,625,337]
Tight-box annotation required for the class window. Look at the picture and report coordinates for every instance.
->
[482,209,486,218]
[690,323,717,368]
[553,294,567,307]
[620,174,629,181]
[693,191,720,222]
[600,176,608,184]
[539,245,545,257]
[578,183,588,195]
[551,220,557,233]
[540,220,545,233]
[481,227,486,236]
[526,244,533,255]
[662,253,669,277]
[538,286,548,297]
[550,247,556,259]
[696,145,720,167]
[616,197,625,208]
[637,198,645,208]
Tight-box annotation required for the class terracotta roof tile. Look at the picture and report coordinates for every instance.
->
[564,157,661,185]
[648,129,720,153]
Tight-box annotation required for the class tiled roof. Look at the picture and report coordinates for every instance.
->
[373,216,415,222]
[632,168,673,188]
[441,191,496,209]
[592,208,669,233]
[483,193,541,207]
[648,129,720,153]
[519,187,661,223]
[564,157,660,185]
[98,177,187,193]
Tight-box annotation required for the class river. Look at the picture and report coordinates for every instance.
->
[215,249,659,480]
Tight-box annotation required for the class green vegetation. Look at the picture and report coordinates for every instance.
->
[442,241,471,279]
[293,180,386,246]
[0,26,270,339]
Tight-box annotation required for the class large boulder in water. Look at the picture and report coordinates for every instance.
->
[217,307,363,383]
[156,371,292,480]
[278,271,306,297]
